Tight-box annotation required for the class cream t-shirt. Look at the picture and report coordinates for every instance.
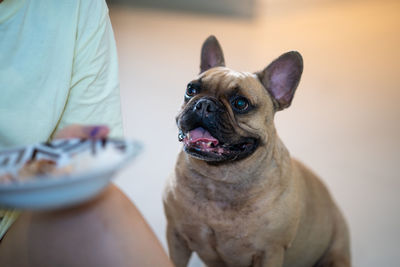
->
[0,0,123,148]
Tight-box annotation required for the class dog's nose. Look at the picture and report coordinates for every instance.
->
[194,98,217,116]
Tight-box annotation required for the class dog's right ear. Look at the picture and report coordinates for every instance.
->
[200,35,226,74]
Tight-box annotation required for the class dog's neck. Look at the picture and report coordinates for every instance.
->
[176,133,292,205]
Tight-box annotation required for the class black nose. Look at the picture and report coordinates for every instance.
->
[194,98,217,116]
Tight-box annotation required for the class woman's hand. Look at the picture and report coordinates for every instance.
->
[54,124,110,140]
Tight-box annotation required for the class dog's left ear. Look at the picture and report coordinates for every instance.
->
[257,51,303,111]
[200,35,226,73]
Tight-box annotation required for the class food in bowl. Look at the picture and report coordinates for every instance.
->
[0,159,73,185]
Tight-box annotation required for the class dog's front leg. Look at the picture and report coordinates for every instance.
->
[166,223,192,267]
[253,246,284,267]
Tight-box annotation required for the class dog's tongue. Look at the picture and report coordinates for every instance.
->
[188,127,219,146]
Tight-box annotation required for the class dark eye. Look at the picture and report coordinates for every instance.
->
[232,97,249,112]
[186,84,198,97]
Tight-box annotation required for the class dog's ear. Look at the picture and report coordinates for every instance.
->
[200,35,226,73]
[257,51,303,111]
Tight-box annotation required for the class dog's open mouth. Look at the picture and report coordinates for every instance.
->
[179,127,258,162]
[183,127,223,154]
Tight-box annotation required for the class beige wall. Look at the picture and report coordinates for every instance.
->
[110,1,400,266]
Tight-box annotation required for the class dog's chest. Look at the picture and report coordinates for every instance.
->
[175,186,268,266]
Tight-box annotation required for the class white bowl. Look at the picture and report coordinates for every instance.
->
[0,138,142,210]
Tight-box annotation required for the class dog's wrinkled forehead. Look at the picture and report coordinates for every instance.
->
[198,67,265,100]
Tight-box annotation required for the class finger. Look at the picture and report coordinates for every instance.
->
[54,125,110,140]
[84,125,110,139]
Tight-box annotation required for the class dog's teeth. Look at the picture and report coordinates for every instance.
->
[207,142,212,147]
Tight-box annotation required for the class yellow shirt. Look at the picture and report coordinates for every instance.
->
[0,0,123,148]
[0,0,123,240]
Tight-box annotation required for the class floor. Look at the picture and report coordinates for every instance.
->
[109,0,400,266]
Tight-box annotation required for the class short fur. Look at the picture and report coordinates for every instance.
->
[163,36,350,267]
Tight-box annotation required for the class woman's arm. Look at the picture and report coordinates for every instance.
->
[0,185,173,267]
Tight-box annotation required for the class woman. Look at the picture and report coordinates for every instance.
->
[0,0,172,266]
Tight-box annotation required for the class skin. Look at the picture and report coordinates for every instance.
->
[0,125,173,267]
[163,37,350,267]
[53,124,110,140]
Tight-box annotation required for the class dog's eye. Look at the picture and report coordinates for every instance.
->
[232,97,249,112]
[186,84,198,97]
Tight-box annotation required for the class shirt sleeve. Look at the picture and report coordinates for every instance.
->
[55,0,123,138]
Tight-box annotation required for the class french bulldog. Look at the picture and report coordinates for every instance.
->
[163,36,350,267]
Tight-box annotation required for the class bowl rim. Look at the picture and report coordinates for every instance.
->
[0,139,142,192]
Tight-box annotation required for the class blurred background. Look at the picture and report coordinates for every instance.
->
[108,0,400,266]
